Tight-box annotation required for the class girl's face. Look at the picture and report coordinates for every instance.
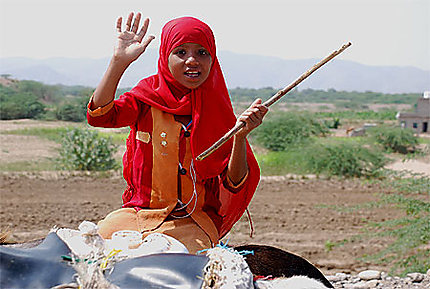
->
[168,43,213,89]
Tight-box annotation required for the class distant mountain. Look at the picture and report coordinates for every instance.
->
[1,49,429,93]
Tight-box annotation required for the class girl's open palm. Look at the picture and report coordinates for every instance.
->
[114,12,155,65]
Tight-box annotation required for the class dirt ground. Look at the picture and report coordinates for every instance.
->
[0,120,428,276]
[0,173,404,276]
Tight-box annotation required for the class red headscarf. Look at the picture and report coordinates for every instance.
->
[128,16,237,179]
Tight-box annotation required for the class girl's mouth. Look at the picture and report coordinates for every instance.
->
[184,71,201,78]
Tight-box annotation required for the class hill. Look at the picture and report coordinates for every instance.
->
[1,50,429,93]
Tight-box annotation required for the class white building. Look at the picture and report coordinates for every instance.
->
[396,91,430,133]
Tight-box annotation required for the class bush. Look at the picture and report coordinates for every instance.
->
[308,143,386,177]
[324,117,341,129]
[57,128,118,171]
[56,103,85,122]
[55,96,88,122]
[254,112,328,151]
[368,126,418,154]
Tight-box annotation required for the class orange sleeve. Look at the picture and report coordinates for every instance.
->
[87,94,114,117]
[223,169,249,191]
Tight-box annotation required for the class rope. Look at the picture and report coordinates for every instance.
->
[245,208,254,238]
[171,159,198,218]
[99,249,121,270]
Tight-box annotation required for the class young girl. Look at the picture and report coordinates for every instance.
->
[87,13,268,253]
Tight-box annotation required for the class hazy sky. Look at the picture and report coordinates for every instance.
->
[1,0,429,70]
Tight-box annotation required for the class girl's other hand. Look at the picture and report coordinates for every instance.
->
[236,99,268,138]
[114,12,155,66]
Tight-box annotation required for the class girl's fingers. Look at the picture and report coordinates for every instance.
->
[137,17,150,42]
[239,113,259,125]
[236,100,267,137]
[116,17,122,33]
[125,12,134,31]
[248,113,260,124]
[131,13,141,33]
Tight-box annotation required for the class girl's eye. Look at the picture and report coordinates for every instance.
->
[199,49,209,56]
[174,49,186,55]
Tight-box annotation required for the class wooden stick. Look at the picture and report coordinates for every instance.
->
[196,42,352,161]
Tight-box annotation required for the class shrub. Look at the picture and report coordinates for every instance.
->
[308,143,386,177]
[57,128,118,171]
[254,112,328,151]
[368,125,418,154]
[324,117,341,129]
[56,97,88,122]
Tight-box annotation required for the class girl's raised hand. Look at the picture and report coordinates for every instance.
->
[114,12,155,66]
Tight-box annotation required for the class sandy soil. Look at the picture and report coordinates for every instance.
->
[386,159,430,177]
[0,120,428,277]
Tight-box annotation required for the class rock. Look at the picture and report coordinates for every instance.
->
[351,281,371,289]
[427,268,430,276]
[407,272,425,282]
[337,272,349,280]
[328,270,430,289]
[365,280,379,288]
[327,272,348,282]
[326,275,339,282]
[358,270,381,281]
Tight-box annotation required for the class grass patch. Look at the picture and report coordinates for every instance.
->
[325,170,430,276]
[367,170,430,195]
[2,126,130,146]
[97,131,129,146]
[256,149,312,176]
[2,127,77,143]
[0,159,57,172]
[419,137,430,145]
[315,109,398,121]
[315,135,370,146]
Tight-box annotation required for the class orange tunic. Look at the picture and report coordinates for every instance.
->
[93,106,246,253]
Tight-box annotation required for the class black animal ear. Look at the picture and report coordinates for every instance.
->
[234,244,334,288]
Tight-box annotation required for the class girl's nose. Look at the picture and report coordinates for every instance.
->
[185,55,198,66]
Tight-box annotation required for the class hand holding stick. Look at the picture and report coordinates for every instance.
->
[196,42,352,161]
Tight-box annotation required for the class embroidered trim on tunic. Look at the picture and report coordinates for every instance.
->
[136,131,151,143]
